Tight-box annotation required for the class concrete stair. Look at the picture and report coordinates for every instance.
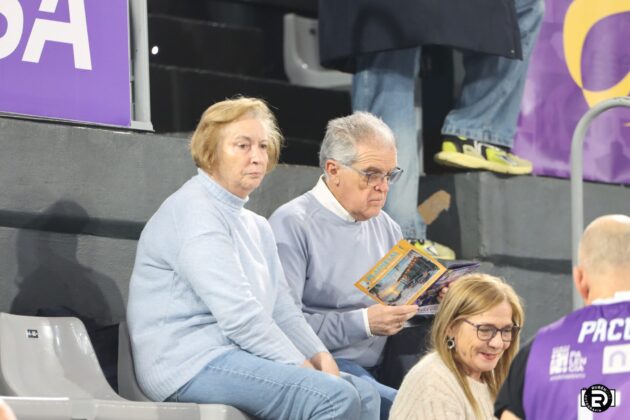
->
[421,172,630,338]
[149,63,349,165]
[2,117,630,341]
[146,0,351,164]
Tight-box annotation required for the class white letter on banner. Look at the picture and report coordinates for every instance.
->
[0,0,24,59]
[22,0,92,70]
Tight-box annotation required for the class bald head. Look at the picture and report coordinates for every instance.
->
[574,215,630,304]
[578,214,630,278]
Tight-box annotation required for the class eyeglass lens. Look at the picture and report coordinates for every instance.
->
[366,168,402,186]
[463,320,518,342]
[477,325,517,341]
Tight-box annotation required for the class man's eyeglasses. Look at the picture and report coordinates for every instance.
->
[341,164,403,187]
[462,320,520,342]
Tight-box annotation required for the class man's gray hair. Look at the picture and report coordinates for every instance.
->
[318,111,396,171]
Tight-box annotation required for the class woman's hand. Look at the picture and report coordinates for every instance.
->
[309,352,340,377]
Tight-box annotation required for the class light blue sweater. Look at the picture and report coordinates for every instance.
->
[269,191,402,367]
[127,169,327,401]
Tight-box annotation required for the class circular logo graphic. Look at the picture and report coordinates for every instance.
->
[582,384,614,413]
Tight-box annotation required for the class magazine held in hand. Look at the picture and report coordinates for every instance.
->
[354,239,480,315]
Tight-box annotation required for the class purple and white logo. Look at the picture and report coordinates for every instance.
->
[549,345,587,380]
[0,0,131,127]
[513,0,630,185]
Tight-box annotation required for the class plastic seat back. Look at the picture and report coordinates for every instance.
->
[0,313,120,400]
[283,13,351,88]
[118,321,253,419]
[117,321,150,401]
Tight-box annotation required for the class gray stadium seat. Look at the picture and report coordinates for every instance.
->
[1,397,73,420]
[283,13,351,89]
[0,313,200,419]
[118,321,252,420]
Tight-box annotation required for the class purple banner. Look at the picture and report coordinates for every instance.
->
[513,0,630,184]
[0,0,131,127]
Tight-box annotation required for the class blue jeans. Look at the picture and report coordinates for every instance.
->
[352,0,544,238]
[168,349,380,420]
[336,359,396,420]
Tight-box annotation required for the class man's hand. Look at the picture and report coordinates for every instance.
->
[310,352,340,377]
[367,304,418,336]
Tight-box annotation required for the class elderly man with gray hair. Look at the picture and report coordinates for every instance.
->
[495,214,630,419]
[269,112,420,419]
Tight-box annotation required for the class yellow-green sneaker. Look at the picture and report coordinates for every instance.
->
[409,239,456,261]
[434,135,532,175]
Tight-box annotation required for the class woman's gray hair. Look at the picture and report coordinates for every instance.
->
[318,112,396,171]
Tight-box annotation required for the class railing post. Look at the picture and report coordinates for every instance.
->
[570,96,630,310]
[129,0,153,131]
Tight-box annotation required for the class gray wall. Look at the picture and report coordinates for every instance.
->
[420,172,630,340]
[0,117,320,325]
[2,116,629,342]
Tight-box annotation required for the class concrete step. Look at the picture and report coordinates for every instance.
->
[420,172,630,262]
[0,116,321,325]
[2,116,629,340]
[420,172,630,339]
[149,0,318,20]
[150,63,351,147]
[148,0,317,80]
[149,14,265,76]
[0,117,321,240]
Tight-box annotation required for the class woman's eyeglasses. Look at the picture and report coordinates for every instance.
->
[462,319,520,342]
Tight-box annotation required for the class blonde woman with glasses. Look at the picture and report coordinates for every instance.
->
[391,274,524,419]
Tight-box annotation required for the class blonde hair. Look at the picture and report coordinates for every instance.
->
[190,97,283,173]
[430,273,524,418]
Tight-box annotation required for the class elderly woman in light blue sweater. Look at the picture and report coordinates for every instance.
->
[127,97,379,419]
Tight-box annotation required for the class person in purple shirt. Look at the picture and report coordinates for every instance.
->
[496,214,630,419]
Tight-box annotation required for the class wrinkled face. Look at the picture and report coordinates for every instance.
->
[211,116,269,198]
[328,142,397,221]
[448,300,514,381]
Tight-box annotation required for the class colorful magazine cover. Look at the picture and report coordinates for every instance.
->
[354,240,480,315]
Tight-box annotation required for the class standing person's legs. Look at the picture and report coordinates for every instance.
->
[441,0,545,148]
[169,349,380,420]
[352,47,425,240]
[336,358,397,420]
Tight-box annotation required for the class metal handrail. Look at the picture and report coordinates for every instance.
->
[130,0,153,131]
[570,96,630,309]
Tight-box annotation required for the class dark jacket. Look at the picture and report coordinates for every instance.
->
[319,0,523,73]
